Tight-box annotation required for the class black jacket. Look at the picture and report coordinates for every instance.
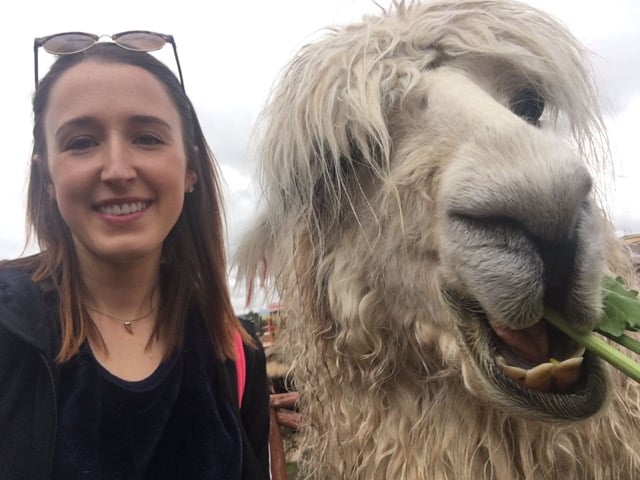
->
[0,268,270,480]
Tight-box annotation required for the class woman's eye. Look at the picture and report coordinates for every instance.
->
[65,136,97,151]
[134,133,164,146]
[510,87,545,126]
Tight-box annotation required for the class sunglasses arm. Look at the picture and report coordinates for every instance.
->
[169,40,185,91]
[33,41,40,88]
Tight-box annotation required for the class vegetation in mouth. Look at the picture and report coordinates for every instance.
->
[544,276,640,384]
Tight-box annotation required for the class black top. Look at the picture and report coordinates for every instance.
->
[54,322,243,479]
[0,268,270,480]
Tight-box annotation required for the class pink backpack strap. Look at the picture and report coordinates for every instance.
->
[233,330,246,408]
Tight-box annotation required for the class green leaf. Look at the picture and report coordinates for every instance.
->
[599,276,640,337]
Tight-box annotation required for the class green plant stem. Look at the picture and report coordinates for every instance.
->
[596,329,640,356]
[544,307,640,384]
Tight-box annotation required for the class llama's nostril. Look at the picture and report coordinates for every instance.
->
[536,237,578,310]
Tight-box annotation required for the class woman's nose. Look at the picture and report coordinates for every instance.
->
[100,139,136,185]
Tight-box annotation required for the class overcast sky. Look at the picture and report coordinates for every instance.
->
[1,0,638,311]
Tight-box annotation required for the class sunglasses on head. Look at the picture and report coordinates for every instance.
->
[33,30,185,90]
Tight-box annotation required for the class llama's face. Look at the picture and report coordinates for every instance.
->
[381,61,607,419]
[244,1,617,428]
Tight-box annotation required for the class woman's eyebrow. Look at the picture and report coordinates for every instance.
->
[54,116,99,142]
[128,115,172,130]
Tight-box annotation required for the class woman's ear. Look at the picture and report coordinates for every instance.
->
[32,153,43,168]
[185,170,197,193]
[185,145,199,193]
[33,154,55,199]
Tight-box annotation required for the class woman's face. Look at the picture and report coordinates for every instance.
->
[43,61,196,267]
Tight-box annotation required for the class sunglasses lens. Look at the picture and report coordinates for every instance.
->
[35,31,183,90]
[114,32,167,51]
[42,33,97,54]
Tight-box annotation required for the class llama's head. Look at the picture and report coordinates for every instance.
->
[239,0,619,422]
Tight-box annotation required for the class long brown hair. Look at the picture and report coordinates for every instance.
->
[6,43,245,362]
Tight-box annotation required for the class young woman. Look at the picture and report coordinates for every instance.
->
[0,33,269,479]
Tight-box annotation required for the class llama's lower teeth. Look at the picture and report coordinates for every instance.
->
[497,356,583,392]
[525,363,553,391]
[552,357,583,391]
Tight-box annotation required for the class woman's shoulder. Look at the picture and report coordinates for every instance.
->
[0,265,57,353]
[0,266,42,307]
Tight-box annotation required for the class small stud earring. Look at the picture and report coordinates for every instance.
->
[187,185,195,193]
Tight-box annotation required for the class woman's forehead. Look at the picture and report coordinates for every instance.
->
[44,62,182,130]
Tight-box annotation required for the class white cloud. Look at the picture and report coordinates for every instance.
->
[527,0,639,40]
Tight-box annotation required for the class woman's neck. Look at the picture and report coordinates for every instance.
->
[77,249,161,318]
[76,248,168,376]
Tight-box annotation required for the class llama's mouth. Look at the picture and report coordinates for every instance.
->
[489,317,585,393]
[456,305,608,419]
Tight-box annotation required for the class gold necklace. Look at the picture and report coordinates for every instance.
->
[85,305,155,335]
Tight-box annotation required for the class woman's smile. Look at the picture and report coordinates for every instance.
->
[95,200,151,216]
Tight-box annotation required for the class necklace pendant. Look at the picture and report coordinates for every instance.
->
[124,321,134,335]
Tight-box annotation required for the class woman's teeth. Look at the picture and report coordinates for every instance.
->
[99,202,148,216]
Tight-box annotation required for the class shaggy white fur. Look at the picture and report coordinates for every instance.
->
[236,1,640,478]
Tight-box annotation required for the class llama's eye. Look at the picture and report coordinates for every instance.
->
[510,88,545,125]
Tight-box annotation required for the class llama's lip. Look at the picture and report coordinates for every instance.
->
[456,304,608,419]
[489,347,607,419]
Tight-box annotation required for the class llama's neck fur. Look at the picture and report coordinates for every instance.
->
[288,325,640,479]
